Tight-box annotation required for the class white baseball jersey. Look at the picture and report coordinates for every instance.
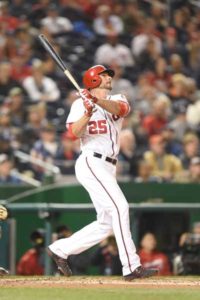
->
[66,94,129,158]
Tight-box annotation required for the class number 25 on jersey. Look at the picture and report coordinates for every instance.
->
[88,120,107,134]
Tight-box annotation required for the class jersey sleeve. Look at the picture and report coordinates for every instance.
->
[66,99,85,124]
[110,94,129,104]
[110,94,130,116]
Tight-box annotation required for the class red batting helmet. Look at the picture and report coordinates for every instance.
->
[83,65,115,89]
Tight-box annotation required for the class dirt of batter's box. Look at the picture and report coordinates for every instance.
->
[0,276,200,289]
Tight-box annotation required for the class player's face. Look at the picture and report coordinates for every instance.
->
[99,73,112,90]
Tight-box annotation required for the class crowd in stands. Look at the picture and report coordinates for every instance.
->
[0,0,200,184]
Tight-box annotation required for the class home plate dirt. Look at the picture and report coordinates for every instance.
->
[0,277,200,288]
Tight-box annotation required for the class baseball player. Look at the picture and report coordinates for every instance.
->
[48,65,157,280]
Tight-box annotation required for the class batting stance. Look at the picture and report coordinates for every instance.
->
[48,65,157,280]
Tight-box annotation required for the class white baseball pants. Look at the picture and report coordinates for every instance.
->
[49,152,141,276]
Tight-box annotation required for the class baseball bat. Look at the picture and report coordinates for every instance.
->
[38,34,81,91]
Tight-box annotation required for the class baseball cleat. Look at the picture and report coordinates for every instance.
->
[47,247,72,276]
[124,266,158,281]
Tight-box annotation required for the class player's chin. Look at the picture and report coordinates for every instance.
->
[100,85,112,91]
[106,84,112,91]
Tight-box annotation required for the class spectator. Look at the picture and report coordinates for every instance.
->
[91,236,122,276]
[180,133,200,169]
[161,126,183,157]
[22,103,48,152]
[30,122,61,180]
[10,51,32,82]
[186,96,200,130]
[142,94,170,137]
[168,74,191,117]
[168,104,191,143]
[57,89,78,128]
[162,27,188,66]
[5,87,26,127]
[40,4,73,35]
[0,1,21,32]
[150,1,167,33]
[9,0,30,19]
[0,105,22,150]
[172,9,188,44]
[187,24,200,71]
[1,30,18,61]
[136,37,160,72]
[139,233,171,276]
[118,129,138,177]
[175,156,200,183]
[131,18,162,58]
[55,131,80,175]
[0,153,21,184]
[93,4,124,36]
[144,134,183,181]
[150,57,172,94]
[134,160,162,183]
[186,77,199,104]
[133,72,158,116]
[168,54,189,77]
[0,135,12,155]
[17,229,45,275]
[122,2,141,35]
[0,61,23,99]
[54,225,72,240]
[29,0,52,29]
[22,59,60,103]
[173,222,200,275]
[94,32,134,67]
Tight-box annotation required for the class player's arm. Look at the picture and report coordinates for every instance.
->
[94,98,130,117]
[67,114,91,139]
[79,89,130,117]
[67,97,95,139]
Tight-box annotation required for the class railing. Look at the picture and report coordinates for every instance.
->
[10,169,41,187]
[14,150,61,178]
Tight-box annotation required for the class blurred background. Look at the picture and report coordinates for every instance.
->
[0,0,200,277]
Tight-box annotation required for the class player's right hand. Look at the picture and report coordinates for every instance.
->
[83,98,96,117]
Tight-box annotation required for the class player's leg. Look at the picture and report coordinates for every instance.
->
[48,155,114,259]
[83,155,141,276]
[49,218,113,259]
[84,155,157,278]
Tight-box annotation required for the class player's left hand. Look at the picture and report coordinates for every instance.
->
[79,89,98,103]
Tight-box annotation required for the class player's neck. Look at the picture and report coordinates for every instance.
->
[91,88,109,99]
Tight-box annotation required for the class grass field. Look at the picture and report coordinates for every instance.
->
[0,276,200,300]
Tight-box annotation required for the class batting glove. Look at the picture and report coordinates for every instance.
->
[79,89,98,103]
[83,98,96,117]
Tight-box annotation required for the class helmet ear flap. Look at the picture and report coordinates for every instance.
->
[91,75,102,88]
